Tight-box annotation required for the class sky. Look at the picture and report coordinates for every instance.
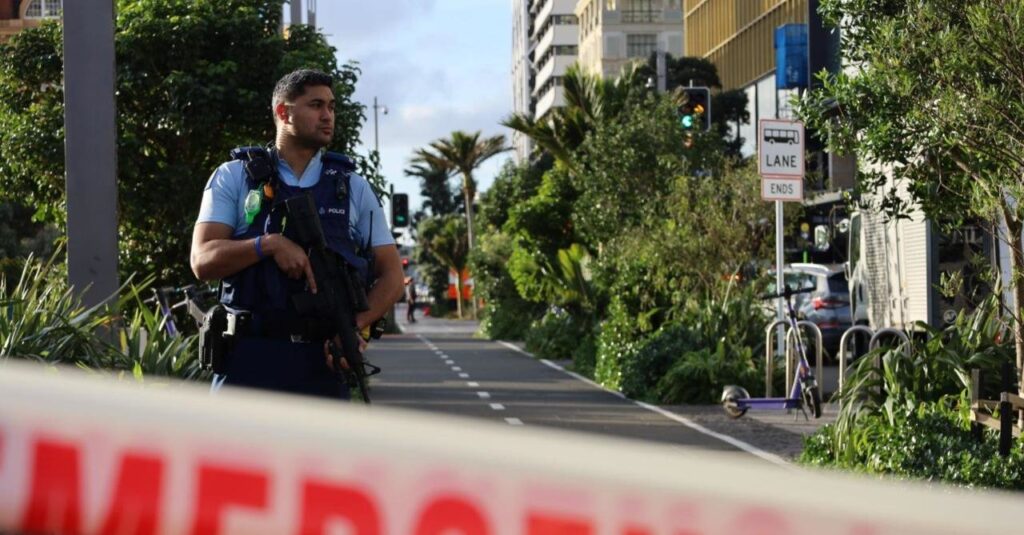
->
[310,0,515,223]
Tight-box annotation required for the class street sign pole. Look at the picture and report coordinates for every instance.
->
[759,118,806,360]
[775,200,785,328]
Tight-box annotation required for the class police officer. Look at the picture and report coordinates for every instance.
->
[189,69,404,399]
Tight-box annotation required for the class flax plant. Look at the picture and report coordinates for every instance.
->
[1,254,204,381]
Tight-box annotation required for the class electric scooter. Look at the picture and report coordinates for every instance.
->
[721,285,822,419]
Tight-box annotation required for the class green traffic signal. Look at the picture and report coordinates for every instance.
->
[392,193,409,228]
[678,87,712,132]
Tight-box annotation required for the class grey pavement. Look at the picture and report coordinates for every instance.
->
[396,302,480,335]
[363,303,834,462]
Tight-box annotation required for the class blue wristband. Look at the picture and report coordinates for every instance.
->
[254,235,265,259]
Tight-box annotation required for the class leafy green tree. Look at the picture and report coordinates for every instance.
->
[798,0,1024,390]
[637,53,722,90]
[470,159,547,338]
[0,0,374,285]
[418,214,469,319]
[637,53,749,158]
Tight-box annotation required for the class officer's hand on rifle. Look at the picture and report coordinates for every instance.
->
[263,234,318,293]
[323,334,367,372]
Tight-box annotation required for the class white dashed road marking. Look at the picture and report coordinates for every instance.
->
[459,373,470,379]
[477,392,491,400]
[505,418,523,426]
[495,340,790,468]
[467,381,479,387]
[490,403,505,411]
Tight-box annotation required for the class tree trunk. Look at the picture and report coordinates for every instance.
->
[462,172,477,320]
[1002,207,1024,428]
[462,171,475,249]
[454,273,464,320]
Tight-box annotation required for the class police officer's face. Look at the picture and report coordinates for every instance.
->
[283,85,336,148]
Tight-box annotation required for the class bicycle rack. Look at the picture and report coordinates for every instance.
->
[868,328,912,397]
[764,319,789,397]
[869,328,911,351]
[837,325,875,406]
[785,321,823,395]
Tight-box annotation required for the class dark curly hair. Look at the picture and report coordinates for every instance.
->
[271,69,333,108]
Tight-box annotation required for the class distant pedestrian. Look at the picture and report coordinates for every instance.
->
[405,277,417,323]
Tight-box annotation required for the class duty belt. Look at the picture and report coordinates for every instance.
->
[226,310,313,343]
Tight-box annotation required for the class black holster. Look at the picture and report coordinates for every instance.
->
[199,304,231,374]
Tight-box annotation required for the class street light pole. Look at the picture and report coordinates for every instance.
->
[372,96,388,155]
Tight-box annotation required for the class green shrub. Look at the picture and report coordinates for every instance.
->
[524,307,590,361]
[832,294,1013,460]
[594,299,645,391]
[619,323,694,399]
[1,255,206,381]
[800,403,1024,490]
[802,294,1024,490]
[571,325,599,377]
[480,296,541,341]
[615,285,772,402]
[655,342,767,404]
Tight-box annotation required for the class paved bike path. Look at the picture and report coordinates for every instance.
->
[366,332,782,461]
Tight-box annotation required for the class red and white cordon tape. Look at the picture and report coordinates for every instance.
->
[0,362,1020,534]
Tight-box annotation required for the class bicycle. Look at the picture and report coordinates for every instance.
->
[144,285,218,337]
[721,284,823,419]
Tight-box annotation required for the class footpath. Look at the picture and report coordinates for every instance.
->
[394,304,835,460]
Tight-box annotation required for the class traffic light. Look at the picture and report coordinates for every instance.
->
[678,87,711,132]
[391,193,409,228]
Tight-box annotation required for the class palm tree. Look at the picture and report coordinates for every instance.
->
[502,63,667,173]
[413,130,508,250]
[418,214,470,319]
[404,161,461,217]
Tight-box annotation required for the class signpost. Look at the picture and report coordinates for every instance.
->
[759,119,805,349]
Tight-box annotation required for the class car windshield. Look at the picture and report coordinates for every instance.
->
[828,273,848,294]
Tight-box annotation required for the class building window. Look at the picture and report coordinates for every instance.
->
[25,0,62,18]
[626,34,657,58]
[622,0,656,23]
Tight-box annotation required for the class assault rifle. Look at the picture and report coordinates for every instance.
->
[283,192,379,402]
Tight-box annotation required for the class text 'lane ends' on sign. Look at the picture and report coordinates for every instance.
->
[761,177,804,202]
[758,119,805,179]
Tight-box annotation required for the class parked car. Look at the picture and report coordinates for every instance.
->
[766,263,852,360]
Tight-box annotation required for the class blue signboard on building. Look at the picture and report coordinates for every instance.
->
[775,24,808,89]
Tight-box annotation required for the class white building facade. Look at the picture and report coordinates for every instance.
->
[511,0,533,163]
[511,0,580,162]
[530,0,580,121]
[576,0,683,79]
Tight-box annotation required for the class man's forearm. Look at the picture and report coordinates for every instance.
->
[356,267,404,330]
[191,237,261,281]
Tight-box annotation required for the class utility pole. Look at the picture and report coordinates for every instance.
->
[64,0,119,309]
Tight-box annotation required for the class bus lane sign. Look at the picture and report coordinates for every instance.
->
[759,119,805,202]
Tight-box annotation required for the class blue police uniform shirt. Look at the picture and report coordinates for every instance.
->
[196,151,394,250]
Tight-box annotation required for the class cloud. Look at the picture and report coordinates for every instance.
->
[315,0,514,213]
[316,0,439,55]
